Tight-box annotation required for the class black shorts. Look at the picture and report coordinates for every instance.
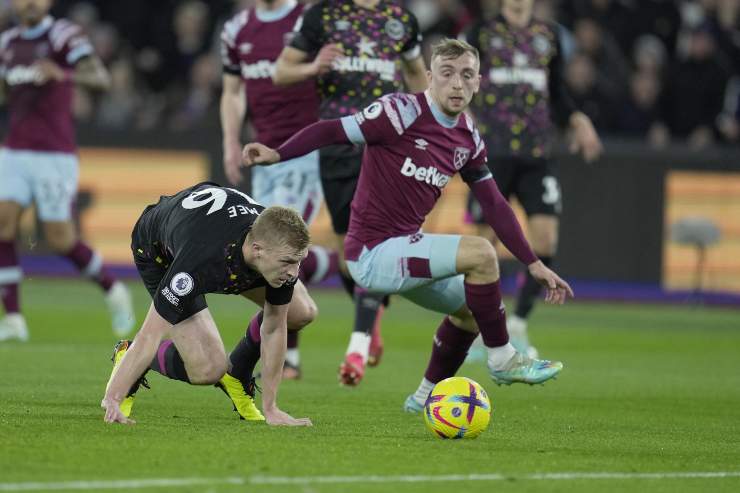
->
[319,144,363,235]
[130,205,207,314]
[467,156,561,224]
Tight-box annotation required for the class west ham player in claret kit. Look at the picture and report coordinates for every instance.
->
[0,0,135,342]
[243,38,574,413]
[274,0,428,385]
[220,0,341,382]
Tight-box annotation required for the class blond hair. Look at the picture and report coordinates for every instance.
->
[250,206,310,252]
[431,38,479,64]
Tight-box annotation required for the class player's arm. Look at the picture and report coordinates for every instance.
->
[548,27,602,163]
[260,286,312,426]
[243,95,411,166]
[273,44,343,86]
[101,305,171,424]
[243,118,351,166]
[220,73,247,185]
[71,55,110,91]
[399,11,427,93]
[462,164,574,304]
[401,55,428,93]
[273,4,342,86]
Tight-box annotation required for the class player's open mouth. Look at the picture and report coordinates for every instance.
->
[449,96,464,103]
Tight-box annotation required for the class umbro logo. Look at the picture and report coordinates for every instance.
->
[239,42,253,54]
[415,139,429,151]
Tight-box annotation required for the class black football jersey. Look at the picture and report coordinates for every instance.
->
[290,0,421,119]
[132,182,296,325]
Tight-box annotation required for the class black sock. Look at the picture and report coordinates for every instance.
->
[340,272,356,300]
[353,290,384,335]
[149,340,190,383]
[514,255,553,319]
[227,326,262,388]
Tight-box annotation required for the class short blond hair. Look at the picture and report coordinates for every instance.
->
[431,38,479,64]
[250,206,310,252]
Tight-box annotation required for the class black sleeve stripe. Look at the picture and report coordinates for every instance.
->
[460,166,492,184]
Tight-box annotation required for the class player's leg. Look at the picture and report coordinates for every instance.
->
[217,281,317,420]
[251,155,337,378]
[0,149,32,342]
[109,301,226,418]
[33,152,134,336]
[401,277,480,412]
[319,147,388,381]
[510,161,561,357]
[0,201,27,342]
[463,158,517,361]
[456,235,562,385]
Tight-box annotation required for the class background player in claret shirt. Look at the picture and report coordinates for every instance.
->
[0,0,134,342]
[243,38,574,413]
[273,0,428,385]
[101,183,315,426]
[220,0,340,381]
[464,0,603,358]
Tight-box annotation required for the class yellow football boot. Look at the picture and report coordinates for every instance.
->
[216,373,265,421]
[108,340,149,418]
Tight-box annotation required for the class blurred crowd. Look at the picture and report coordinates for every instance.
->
[0,0,738,148]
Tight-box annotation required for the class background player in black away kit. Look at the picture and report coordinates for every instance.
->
[273,0,428,385]
[102,183,315,426]
[465,0,602,358]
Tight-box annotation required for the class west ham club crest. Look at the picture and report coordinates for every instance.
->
[453,147,470,170]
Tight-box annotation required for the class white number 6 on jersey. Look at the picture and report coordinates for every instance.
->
[181,187,261,215]
[181,188,228,215]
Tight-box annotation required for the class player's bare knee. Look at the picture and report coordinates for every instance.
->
[466,237,499,279]
[288,298,317,330]
[43,227,76,253]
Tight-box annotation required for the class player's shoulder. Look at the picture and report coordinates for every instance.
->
[222,9,251,47]
[0,26,21,52]
[48,17,85,50]
[375,92,424,132]
[459,112,484,153]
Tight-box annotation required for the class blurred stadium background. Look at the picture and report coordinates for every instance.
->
[2,0,739,301]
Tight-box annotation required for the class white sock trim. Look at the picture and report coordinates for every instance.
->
[487,342,517,370]
[413,378,435,405]
[83,251,103,277]
[0,266,22,284]
[285,348,300,367]
[346,332,371,363]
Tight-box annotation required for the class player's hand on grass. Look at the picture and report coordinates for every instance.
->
[527,260,574,305]
[242,143,280,167]
[569,111,603,163]
[33,59,66,85]
[312,43,344,76]
[101,396,135,425]
[263,407,313,427]
[223,139,244,185]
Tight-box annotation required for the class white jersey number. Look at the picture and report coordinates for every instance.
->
[181,187,260,216]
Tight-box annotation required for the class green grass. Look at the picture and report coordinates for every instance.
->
[1,279,739,493]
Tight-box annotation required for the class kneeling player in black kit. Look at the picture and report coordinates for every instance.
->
[101,182,315,426]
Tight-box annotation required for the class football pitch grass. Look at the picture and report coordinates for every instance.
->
[1,279,739,493]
